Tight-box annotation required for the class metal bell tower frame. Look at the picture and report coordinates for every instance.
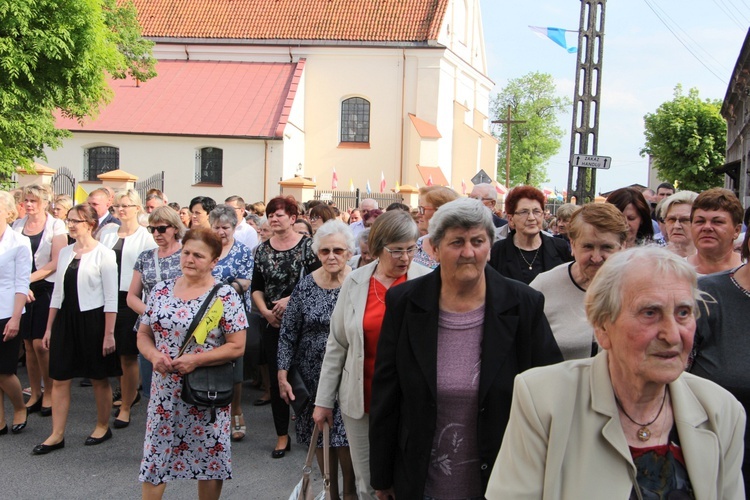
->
[567,0,607,204]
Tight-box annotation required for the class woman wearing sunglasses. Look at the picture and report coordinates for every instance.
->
[127,207,186,402]
[98,190,157,430]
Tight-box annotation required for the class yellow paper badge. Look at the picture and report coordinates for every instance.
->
[192,298,224,344]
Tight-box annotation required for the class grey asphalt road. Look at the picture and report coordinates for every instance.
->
[0,368,325,499]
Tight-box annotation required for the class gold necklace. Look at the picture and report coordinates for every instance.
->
[615,388,668,442]
[517,246,540,270]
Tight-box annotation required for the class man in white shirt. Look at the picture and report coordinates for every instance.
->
[225,195,259,251]
[349,198,378,238]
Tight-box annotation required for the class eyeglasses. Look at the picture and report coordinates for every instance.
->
[296,230,311,237]
[383,246,417,258]
[147,225,172,234]
[665,216,691,226]
[65,218,86,225]
[309,216,321,222]
[112,204,137,209]
[319,247,347,256]
[514,209,544,219]
[418,206,436,215]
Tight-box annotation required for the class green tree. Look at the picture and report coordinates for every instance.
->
[641,85,726,192]
[0,0,155,177]
[491,72,570,187]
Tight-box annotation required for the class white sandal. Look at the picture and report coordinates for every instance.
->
[231,414,246,442]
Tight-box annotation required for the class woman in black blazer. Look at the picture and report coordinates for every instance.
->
[489,186,572,284]
[369,198,563,499]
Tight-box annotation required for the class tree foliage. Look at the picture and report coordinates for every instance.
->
[491,72,570,187]
[0,0,155,177]
[641,85,726,192]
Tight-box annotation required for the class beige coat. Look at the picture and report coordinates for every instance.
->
[315,260,432,418]
[486,352,746,500]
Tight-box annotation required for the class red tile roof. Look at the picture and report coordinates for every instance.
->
[56,59,303,138]
[132,0,448,42]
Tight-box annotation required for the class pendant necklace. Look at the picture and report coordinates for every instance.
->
[615,387,668,442]
[517,246,540,270]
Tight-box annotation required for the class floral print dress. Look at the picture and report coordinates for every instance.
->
[138,280,248,485]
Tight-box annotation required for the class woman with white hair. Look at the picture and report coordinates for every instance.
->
[369,198,562,499]
[487,246,745,499]
[278,220,357,500]
[660,190,699,258]
[99,189,157,429]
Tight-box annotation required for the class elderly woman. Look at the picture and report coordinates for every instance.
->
[12,184,67,417]
[0,191,32,435]
[490,186,572,284]
[293,218,313,238]
[660,190,699,257]
[278,220,357,500]
[251,196,321,458]
[99,190,157,428]
[369,198,562,499]
[413,185,459,268]
[606,187,654,247]
[553,202,578,249]
[690,227,750,493]
[348,229,374,269]
[34,204,121,454]
[209,204,254,442]
[315,210,430,499]
[136,228,247,499]
[687,188,743,275]
[189,196,216,229]
[126,207,186,401]
[486,247,746,499]
[530,203,628,360]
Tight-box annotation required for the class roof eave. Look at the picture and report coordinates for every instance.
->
[147,37,441,48]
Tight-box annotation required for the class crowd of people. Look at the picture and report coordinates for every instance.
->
[0,180,747,499]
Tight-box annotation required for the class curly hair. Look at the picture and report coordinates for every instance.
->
[504,186,545,215]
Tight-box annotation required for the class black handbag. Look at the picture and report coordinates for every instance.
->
[287,365,310,415]
[178,282,234,423]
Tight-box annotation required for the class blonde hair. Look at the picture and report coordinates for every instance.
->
[0,191,18,222]
[115,189,144,214]
[22,183,51,206]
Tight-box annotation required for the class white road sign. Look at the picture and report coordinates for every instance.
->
[570,155,611,169]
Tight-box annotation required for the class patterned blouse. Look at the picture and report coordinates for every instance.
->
[251,237,320,310]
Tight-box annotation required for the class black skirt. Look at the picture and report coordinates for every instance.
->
[114,290,139,356]
[48,260,121,380]
[20,280,54,341]
[0,317,20,375]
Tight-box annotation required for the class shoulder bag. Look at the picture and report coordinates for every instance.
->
[177,281,234,423]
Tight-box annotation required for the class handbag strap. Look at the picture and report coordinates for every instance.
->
[177,281,225,358]
[302,422,331,493]
[153,248,162,282]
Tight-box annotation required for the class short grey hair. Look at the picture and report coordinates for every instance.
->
[368,210,420,257]
[660,191,699,220]
[556,203,579,221]
[209,204,238,227]
[584,246,702,330]
[311,219,355,254]
[471,183,497,201]
[149,206,186,240]
[357,228,371,246]
[428,197,495,247]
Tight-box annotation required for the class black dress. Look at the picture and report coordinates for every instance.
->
[112,238,139,356]
[48,258,122,380]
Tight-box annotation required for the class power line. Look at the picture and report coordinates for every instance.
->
[723,0,750,23]
[643,0,729,84]
[712,0,747,28]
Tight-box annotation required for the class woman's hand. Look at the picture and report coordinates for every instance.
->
[278,370,295,404]
[26,290,35,303]
[376,488,396,500]
[312,405,334,431]
[2,316,20,342]
[152,352,173,375]
[262,309,280,328]
[271,296,290,319]
[102,333,116,357]
[42,330,52,350]
[172,354,199,375]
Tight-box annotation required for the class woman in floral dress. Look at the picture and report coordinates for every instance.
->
[137,228,247,500]
[278,220,357,499]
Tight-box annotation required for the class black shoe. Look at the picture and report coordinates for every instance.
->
[11,411,28,434]
[253,397,272,406]
[40,406,52,417]
[131,391,142,407]
[25,397,42,414]
[0,425,7,436]
[32,440,65,455]
[84,428,112,446]
[113,410,130,429]
[79,378,92,387]
[112,387,122,408]
[271,437,291,459]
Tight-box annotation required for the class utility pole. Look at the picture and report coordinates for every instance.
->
[566,0,606,204]
[492,105,526,188]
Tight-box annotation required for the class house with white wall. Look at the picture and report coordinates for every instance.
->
[42,0,497,205]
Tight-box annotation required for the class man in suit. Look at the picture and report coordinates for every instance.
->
[470,183,507,230]
[88,188,120,237]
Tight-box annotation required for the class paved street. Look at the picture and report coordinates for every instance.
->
[0,367,319,499]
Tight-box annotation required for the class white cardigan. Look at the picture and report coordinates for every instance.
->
[0,228,32,319]
[51,243,118,313]
[12,214,67,283]
[98,225,157,291]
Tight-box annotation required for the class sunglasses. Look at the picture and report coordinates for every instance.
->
[319,247,347,256]
[147,225,172,234]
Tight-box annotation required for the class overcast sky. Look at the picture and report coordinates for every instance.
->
[479,0,749,194]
